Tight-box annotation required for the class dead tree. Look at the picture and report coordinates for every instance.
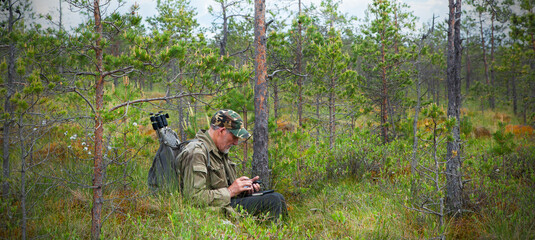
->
[445,0,464,216]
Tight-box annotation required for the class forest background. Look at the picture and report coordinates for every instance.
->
[1,0,534,239]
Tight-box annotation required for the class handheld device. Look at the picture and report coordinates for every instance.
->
[251,190,275,196]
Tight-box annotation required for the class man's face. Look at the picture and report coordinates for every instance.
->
[216,128,239,154]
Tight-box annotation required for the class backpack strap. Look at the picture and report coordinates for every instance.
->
[200,141,211,169]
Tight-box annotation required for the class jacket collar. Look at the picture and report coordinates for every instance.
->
[196,129,226,160]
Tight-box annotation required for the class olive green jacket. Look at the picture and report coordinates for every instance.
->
[176,129,238,213]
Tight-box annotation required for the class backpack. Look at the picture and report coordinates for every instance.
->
[147,113,210,192]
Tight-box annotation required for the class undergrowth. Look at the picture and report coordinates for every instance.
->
[1,89,534,239]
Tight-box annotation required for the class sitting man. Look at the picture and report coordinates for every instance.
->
[176,109,287,220]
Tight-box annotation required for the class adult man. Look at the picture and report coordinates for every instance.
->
[176,109,287,220]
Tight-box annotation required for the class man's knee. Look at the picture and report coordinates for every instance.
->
[266,192,286,207]
[264,193,287,218]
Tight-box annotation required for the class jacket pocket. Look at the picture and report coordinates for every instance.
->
[209,162,227,188]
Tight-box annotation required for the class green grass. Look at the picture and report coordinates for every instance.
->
[2,86,534,239]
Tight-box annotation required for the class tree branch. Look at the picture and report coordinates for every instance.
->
[109,92,213,112]
[64,70,97,76]
[72,88,96,114]
[230,43,251,57]
[102,66,134,77]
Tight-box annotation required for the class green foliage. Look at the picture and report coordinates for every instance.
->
[460,116,474,137]
[354,0,417,143]
[492,122,515,155]
[1,0,534,239]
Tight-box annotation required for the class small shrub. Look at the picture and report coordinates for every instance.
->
[460,116,473,137]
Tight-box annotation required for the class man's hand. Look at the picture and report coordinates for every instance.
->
[227,176,260,197]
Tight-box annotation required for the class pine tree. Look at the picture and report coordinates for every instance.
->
[252,0,270,188]
[355,0,416,143]
[306,27,356,148]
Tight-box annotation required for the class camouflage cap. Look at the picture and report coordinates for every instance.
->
[211,109,251,140]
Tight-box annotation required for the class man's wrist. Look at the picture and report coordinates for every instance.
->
[227,187,234,197]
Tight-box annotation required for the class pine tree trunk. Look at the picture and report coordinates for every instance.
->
[297,0,303,128]
[381,41,389,144]
[436,77,440,106]
[219,1,228,56]
[273,82,279,120]
[178,98,186,141]
[316,96,320,143]
[512,62,517,115]
[91,0,104,238]
[252,0,270,188]
[465,30,471,93]
[2,0,16,199]
[243,108,248,169]
[479,12,490,110]
[446,0,463,216]
[329,77,335,149]
[490,13,496,109]
[18,119,27,240]
[411,70,422,174]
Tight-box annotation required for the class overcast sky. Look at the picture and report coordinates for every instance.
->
[32,0,449,33]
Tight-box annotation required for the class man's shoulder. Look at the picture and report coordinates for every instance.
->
[180,139,207,157]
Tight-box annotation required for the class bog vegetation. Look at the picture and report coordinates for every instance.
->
[1,0,534,239]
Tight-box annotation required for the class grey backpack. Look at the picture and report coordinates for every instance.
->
[147,113,210,192]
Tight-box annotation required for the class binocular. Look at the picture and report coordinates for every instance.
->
[150,112,169,130]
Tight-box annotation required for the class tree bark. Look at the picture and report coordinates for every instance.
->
[91,0,105,239]
[17,119,27,240]
[479,11,490,110]
[297,0,303,128]
[3,0,16,198]
[512,60,517,115]
[316,96,320,143]
[59,0,63,31]
[329,75,336,149]
[446,0,463,216]
[242,107,248,169]
[490,12,496,109]
[219,0,229,56]
[273,81,279,120]
[252,0,270,188]
[465,29,471,93]
[178,98,187,141]
[411,72,421,174]
[380,32,389,144]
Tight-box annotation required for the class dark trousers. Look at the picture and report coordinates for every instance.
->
[230,192,287,221]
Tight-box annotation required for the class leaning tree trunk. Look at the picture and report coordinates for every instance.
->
[446,0,463,216]
[91,0,105,239]
[252,0,270,188]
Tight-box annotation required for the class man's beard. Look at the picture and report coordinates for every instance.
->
[222,146,233,154]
